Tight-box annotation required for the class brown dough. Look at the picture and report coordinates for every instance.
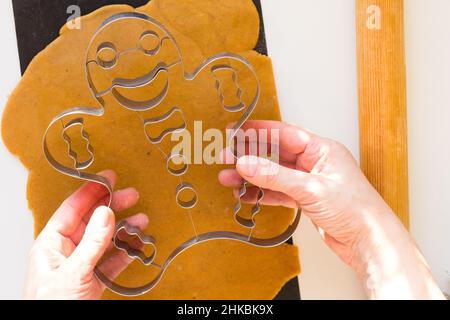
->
[2,0,300,299]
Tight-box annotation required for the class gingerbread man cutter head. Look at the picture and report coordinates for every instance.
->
[42,12,300,296]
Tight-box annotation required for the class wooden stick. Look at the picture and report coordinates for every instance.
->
[355,0,409,227]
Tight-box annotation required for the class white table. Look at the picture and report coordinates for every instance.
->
[0,0,448,299]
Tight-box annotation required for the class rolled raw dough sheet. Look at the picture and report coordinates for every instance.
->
[2,0,300,299]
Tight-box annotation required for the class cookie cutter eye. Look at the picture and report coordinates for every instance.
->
[139,30,161,56]
[96,42,118,69]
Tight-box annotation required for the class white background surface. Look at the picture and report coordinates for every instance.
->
[0,0,34,300]
[0,0,449,299]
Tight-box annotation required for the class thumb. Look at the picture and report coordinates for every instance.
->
[236,155,321,201]
[68,206,115,278]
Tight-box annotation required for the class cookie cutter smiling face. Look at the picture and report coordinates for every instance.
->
[85,12,182,111]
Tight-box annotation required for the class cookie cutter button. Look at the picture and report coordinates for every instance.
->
[176,182,198,209]
[166,152,188,176]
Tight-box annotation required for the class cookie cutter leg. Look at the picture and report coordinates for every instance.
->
[94,209,301,297]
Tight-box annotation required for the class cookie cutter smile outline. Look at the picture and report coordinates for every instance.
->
[42,12,301,297]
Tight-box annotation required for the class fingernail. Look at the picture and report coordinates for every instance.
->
[237,156,259,177]
[125,187,139,199]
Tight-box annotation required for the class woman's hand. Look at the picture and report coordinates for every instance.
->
[24,170,148,300]
[219,120,444,299]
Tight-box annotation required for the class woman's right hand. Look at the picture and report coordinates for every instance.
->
[219,120,444,299]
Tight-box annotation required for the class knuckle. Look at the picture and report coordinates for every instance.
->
[329,139,349,154]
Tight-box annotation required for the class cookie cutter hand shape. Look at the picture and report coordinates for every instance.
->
[42,12,301,297]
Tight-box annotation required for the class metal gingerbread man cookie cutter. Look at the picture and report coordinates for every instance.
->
[42,12,301,297]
